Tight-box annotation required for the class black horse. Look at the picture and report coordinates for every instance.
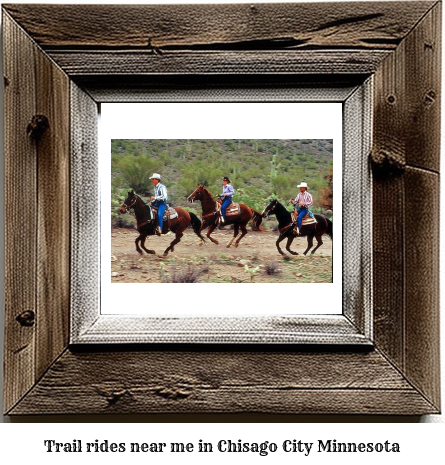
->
[261,199,332,256]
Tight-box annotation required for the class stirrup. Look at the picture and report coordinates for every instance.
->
[155,226,162,236]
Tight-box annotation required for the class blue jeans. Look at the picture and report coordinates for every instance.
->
[221,197,232,219]
[153,200,167,230]
[297,207,308,229]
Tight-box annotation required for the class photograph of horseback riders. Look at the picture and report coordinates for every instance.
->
[111,138,334,284]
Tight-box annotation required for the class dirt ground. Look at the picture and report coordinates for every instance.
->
[111,227,332,284]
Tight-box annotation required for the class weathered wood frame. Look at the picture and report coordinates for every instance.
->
[2,2,441,415]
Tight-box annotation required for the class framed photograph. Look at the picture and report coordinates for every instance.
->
[3,2,440,415]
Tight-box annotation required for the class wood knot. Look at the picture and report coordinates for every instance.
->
[386,94,396,105]
[154,386,191,400]
[4,76,10,87]
[16,310,35,327]
[424,90,436,105]
[424,42,434,50]
[95,386,131,405]
[370,148,405,177]
[27,115,49,140]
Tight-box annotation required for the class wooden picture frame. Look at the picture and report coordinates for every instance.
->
[2,2,440,415]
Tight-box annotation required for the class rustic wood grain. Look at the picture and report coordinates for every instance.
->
[371,3,441,411]
[34,39,71,381]
[8,349,437,415]
[404,168,440,409]
[404,2,441,172]
[47,50,391,76]
[372,20,408,370]
[3,12,37,414]
[2,2,435,50]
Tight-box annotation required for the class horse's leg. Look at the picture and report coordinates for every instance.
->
[234,223,248,248]
[163,232,183,256]
[276,233,287,255]
[141,234,155,254]
[227,222,239,248]
[206,223,219,245]
[285,233,298,255]
[311,234,324,254]
[135,235,143,254]
[303,235,314,255]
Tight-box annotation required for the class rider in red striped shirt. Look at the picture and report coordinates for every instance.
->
[289,181,313,236]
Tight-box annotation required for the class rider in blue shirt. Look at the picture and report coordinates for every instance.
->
[219,176,234,223]
[150,173,168,235]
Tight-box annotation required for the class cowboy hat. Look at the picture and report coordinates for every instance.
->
[297,181,308,188]
[222,176,231,183]
[149,173,162,180]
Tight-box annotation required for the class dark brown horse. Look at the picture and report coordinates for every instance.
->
[261,199,332,255]
[187,185,263,248]
[120,190,205,256]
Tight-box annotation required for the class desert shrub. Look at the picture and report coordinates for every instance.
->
[264,261,281,275]
[162,264,209,283]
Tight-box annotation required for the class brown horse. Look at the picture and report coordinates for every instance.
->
[120,190,205,256]
[187,184,263,248]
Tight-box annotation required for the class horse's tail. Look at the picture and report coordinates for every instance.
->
[326,218,333,240]
[251,209,265,231]
[189,212,206,241]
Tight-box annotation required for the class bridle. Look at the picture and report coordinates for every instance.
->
[122,194,139,212]
[261,200,277,218]
[187,185,202,203]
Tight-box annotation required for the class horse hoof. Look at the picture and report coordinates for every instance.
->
[234,243,239,248]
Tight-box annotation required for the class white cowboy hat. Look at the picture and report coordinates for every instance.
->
[297,182,308,188]
[149,173,162,180]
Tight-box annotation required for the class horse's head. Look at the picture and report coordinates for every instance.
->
[187,184,205,203]
[261,198,278,218]
[120,190,138,213]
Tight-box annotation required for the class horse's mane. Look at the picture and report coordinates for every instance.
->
[200,186,217,204]
[275,200,292,216]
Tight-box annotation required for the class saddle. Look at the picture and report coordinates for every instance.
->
[291,210,317,226]
[285,210,317,235]
[150,205,178,222]
[224,201,241,217]
[148,205,178,232]
[214,200,241,225]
